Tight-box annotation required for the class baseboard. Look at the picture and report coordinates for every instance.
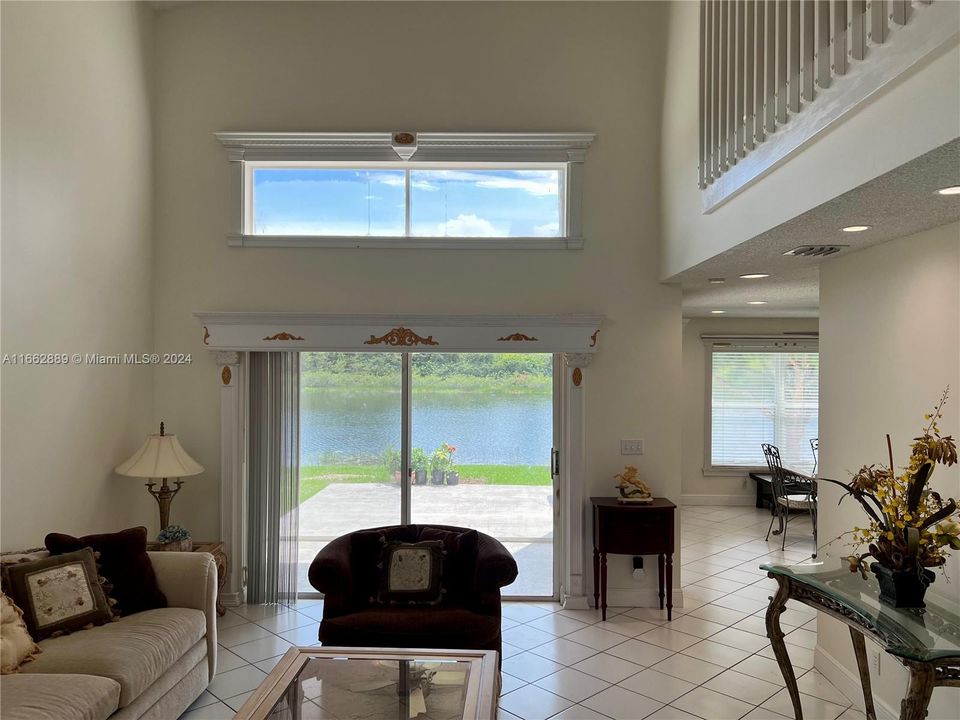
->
[814,644,898,720]
[681,494,756,506]
[560,594,590,610]
[220,591,243,608]
[599,587,684,609]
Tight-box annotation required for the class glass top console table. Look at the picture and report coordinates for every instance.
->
[762,562,960,720]
[234,646,500,720]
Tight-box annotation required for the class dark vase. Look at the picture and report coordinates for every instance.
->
[414,470,427,485]
[870,562,936,608]
[446,471,460,486]
[430,470,445,485]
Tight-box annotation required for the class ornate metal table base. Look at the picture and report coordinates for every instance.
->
[765,573,960,720]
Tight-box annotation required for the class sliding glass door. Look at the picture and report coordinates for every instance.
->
[409,353,555,597]
[297,352,557,598]
[296,353,402,592]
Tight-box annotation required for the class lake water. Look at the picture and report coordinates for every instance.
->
[300,389,552,466]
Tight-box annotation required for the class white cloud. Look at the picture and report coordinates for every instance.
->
[368,173,405,187]
[533,222,561,237]
[476,176,558,197]
[411,180,438,192]
[255,221,401,236]
[433,213,502,237]
[411,170,559,196]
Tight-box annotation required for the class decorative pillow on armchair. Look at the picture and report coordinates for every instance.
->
[351,527,419,605]
[418,527,479,601]
[376,540,446,606]
[4,548,114,640]
[0,593,40,674]
[45,526,166,616]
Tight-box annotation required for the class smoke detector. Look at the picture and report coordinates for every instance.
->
[783,245,849,257]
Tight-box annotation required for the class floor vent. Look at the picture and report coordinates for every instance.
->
[783,244,848,257]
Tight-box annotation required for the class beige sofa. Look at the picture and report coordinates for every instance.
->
[1,551,218,720]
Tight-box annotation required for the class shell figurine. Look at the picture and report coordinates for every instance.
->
[614,465,652,499]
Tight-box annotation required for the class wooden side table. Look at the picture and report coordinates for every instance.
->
[148,540,228,616]
[591,497,676,621]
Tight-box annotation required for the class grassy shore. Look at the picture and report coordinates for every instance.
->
[299,463,550,503]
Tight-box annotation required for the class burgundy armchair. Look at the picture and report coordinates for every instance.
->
[308,524,518,661]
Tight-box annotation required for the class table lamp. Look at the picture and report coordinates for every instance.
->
[115,422,204,530]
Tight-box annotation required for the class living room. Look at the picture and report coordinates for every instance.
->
[1,2,958,720]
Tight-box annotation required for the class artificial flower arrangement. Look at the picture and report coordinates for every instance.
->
[157,524,193,552]
[820,389,959,607]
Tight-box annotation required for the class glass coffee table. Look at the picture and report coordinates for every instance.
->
[234,647,500,720]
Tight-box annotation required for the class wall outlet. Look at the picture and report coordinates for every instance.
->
[620,439,644,455]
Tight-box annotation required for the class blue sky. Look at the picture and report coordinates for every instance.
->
[252,168,561,237]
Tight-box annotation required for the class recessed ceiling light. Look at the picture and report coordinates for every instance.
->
[747,301,768,305]
[710,310,726,314]
[937,185,960,196]
[841,225,871,233]
[708,278,726,284]
[739,273,770,279]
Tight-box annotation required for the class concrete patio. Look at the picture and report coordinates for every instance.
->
[296,482,554,596]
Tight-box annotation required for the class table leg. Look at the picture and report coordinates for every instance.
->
[899,662,935,720]
[766,575,802,719]
[849,628,877,720]
[593,547,600,612]
[600,552,608,621]
[665,555,673,621]
[657,554,665,610]
[212,548,228,617]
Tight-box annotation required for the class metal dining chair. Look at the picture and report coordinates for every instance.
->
[762,443,818,556]
[810,437,819,476]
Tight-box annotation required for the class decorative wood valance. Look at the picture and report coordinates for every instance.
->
[194,313,603,354]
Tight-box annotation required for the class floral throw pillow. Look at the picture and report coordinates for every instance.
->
[0,592,40,673]
[4,548,114,640]
[376,540,446,606]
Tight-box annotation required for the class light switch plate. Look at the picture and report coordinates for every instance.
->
[620,439,644,455]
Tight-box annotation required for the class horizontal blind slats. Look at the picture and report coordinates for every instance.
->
[711,351,819,473]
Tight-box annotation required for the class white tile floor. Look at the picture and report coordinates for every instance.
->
[180,505,860,720]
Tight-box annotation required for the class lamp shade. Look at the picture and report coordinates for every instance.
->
[115,433,204,479]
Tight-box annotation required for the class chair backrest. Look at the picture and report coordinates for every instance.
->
[762,443,790,499]
[810,438,819,476]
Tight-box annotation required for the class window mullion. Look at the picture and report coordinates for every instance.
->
[404,169,411,238]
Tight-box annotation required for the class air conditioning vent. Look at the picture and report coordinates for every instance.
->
[783,244,848,257]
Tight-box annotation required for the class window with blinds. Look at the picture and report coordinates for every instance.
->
[706,341,818,474]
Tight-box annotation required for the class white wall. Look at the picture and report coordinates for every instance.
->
[818,222,960,717]
[152,1,682,599]
[0,1,157,548]
[660,0,960,280]
[681,317,819,505]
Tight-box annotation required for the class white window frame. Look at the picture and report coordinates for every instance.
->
[702,335,819,477]
[216,132,595,250]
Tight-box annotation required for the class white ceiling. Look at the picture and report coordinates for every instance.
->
[675,138,960,318]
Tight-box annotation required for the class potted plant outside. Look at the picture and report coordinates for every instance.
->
[382,447,401,484]
[430,443,452,485]
[411,447,429,485]
[820,390,959,608]
[157,525,192,552]
[445,444,459,485]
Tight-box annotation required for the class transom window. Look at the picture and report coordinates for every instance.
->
[216,132,594,249]
[247,163,565,239]
[705,338,819,474]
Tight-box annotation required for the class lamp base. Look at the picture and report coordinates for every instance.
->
[146,478,183,530]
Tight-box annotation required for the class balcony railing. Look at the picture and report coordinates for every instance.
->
[698,0,953,211]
